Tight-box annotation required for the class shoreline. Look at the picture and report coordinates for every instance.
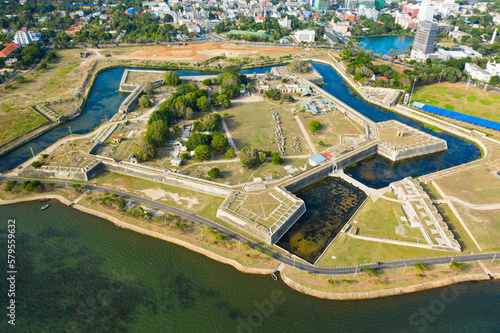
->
[1,194,497,301]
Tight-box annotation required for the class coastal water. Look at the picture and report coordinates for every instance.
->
[1,201,500,332]
[0,67,274,172]
[312,62,482,188]
[358,35,414,56]
[277,177,367,263]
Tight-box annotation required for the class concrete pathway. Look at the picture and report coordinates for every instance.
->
[294,115,317,155]
[221,119,240,154]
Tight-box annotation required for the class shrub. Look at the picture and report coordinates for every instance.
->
[271,153,283,165]
[362,267,377,277]
[264,251,273,258]
[450,262,464,270]
[318,140,325,146]
[208,167,220,178]
[225,147,235,159]
[328,279,335,286]
[5,180,17,191]
[41,154,48,159]
[309,120,321,133]
[31,161,41,168]
[414,263,428,271]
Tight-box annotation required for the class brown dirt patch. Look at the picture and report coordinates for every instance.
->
[120,43,308,61]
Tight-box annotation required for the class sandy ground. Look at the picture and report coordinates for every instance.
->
[118,43,306,61]
[140,188,200,209]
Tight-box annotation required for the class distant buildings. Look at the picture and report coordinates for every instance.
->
[417,0,436,22]
[464,61,500,82]
[345,0,375,10]
[358,5,379,21]
[410,21,438,61]
[13,28,41,45]
[314,0,330,11]
[278,17,292,29]
[294,29,315,43]
[395,16,419,30]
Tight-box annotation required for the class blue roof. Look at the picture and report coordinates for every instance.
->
[412,102,500,131]
[309,154,327,164]
[310,105,319,114]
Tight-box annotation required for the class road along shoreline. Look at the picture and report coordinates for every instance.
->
[1,194,498,301]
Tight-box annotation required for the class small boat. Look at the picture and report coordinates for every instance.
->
[271,273,278,281]
[41,204,50,210]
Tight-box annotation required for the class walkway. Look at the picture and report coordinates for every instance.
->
[294,115,317,154]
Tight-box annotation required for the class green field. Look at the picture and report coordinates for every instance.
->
[221,101,311,155]
[411,83,500,122]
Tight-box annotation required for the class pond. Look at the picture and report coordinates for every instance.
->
[357,35,414,56]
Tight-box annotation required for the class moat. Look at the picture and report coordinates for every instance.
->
[277,177,367,263]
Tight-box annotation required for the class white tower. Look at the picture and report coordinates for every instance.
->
[491,28,498,45]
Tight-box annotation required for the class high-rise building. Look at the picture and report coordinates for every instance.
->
[345,0,375,10]
[410,21,438,61]
[417,0,436,22]
[314,0,330,11]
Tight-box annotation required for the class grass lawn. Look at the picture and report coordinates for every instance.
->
[284,262,485,294]
[453,205,500,251]
[93,171,224,220]
[180,156,306,185]
[353,198,424,242]
[433,164,500,204]
[221,101,311,155]
[0,48,95,147]
[316,233,451,267]
[298,109,365,152]
[420,182,443,200]
[0,104,48,146]
[435,203,480,253]
[411,82,500,122]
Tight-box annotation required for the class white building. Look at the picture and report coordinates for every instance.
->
[294,29,315,43]
[417,0,436,22]
[486,61,500,76]
[278,17,292,29]
[358,5,379,21]
[13,28,41,45]
[465,63,492,82]
[437,45,482,60]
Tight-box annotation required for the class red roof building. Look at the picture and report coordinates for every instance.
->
[0,43,21,58]
[321,152,333,159]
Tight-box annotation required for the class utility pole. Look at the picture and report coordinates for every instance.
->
[354,265,358,279]
[30,147,35,157]
[68,126,72,136]
[493,253,497,263]
[439,68,443,83]
[450,257,454,265]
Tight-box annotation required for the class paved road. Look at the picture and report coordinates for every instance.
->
[2,175,499,275]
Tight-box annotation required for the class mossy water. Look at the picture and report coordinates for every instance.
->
[277,177,367,263]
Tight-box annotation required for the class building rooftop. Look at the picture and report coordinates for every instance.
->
[0,43,21,57]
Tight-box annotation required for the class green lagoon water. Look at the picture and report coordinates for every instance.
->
[1,201,500,332]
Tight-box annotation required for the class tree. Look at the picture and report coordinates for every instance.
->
[208,167,220,178]
[185,133,212,151]
[211,133,229,152]
[193,113,222,132]
[214,94,231,108]
[194,144,210,161]
[309,120,321,133]
[145,120,170,147]
[271,153,283,165]
[239,146,259,168]
[449,262,464,270]
[133,138,157,161]
[196,96,211,111]
[31,161,41,168]
[225,147,235,158]
[318,140,325,146]
[287,59,309,73]
[139,95,151,108]
[202,78,212,86]
[163,71,180,86]
[143,82,154,95]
